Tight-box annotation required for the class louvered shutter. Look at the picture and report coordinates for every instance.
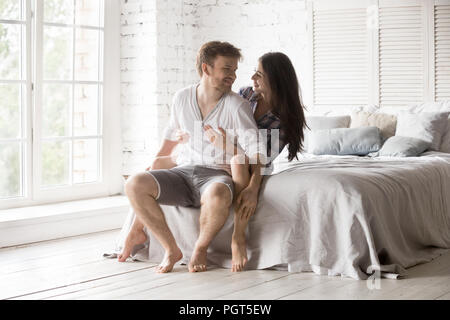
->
[378,1,425,107]
[311,1,369,107]
[435,1,450,101]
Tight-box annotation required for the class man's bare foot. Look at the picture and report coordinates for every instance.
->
[231,236,248,272]
[118,228,148,262]
[188,246,208,272]
[155,248,183,273]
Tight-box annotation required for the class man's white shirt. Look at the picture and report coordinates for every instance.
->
[163,84,266,173]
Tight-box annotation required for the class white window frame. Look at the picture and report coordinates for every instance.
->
[0,0,122,210]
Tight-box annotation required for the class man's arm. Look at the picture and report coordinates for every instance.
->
[155,139,179,158]
[144,139,180,171]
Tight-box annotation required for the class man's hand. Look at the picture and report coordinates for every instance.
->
[203,125,226,147]
[203,125,237,155]
[235,186,259,220]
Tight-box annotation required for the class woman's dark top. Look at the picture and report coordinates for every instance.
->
[239,86,287,161]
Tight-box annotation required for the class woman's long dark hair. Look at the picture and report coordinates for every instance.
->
[259,52,307,161]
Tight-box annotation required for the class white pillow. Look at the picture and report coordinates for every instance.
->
[404,100,450,153]
[395,112,449,151]
[303,115,351,152]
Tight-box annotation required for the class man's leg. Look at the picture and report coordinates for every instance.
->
[124,172,183,273]
[189,182,233,272]
[230,155,251,272]
[118,158,177,262]
[118,216,147,262]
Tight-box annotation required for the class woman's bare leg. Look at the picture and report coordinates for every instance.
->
[118,156,177,262]
[230,155,251,272]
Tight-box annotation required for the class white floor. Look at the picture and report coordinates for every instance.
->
[1,229,450,300]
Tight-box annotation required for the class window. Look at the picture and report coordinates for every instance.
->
[307,0,450,109]
[0,0,121,210]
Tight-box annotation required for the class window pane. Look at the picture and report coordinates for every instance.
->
[73,139,98,183]
[0,23,21,80]
[75,28,98,81]
[44,0,74,24]
[0,0,20,20]
[0,142,21,198]
[0,83,20,139]
[42,84,71,137]
[75,0,102,27]
[74,84,98,136]
[41,140,70,186]
[43,26,73,80]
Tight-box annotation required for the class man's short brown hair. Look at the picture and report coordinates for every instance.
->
[196,41,242,77]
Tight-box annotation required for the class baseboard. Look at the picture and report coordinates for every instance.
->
[0,196,130,248]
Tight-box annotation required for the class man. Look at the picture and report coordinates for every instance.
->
[119,41,265,273]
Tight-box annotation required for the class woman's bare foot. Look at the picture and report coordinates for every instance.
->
[188,246,208,272]
[155,248,183,273]
[231,236,248,272]
[118,228,148,262]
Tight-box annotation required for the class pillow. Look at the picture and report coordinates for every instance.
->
[395,112,449,151]
[371,136,431,157]
[306,115,351,130]
[440,117,450,153]
[350,111,397,141]
[303,115,351,152]
[308,126,382,156]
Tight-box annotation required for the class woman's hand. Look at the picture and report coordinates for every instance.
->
[235,186,259,220]
[204,125,236,155]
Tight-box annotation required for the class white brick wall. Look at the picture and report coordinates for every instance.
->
[120,0,308,175]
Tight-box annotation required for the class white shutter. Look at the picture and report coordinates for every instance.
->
[378,1,425,107]
[435,2,450,101]
[311,1,369,107]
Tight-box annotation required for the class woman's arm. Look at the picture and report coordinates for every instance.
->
[235,158,265,220]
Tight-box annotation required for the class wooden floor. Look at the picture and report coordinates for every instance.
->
[1,229,450,300]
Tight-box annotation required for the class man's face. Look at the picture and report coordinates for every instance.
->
[204,55,238,93]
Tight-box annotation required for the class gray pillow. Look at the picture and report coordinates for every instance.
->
[308,126,382,156]
[370,136,431,157]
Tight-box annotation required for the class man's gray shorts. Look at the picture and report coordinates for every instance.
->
[146,165,234,208]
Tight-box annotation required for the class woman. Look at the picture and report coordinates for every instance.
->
[205,52,307,272]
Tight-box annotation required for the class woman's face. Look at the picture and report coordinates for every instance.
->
[251,61,270,97]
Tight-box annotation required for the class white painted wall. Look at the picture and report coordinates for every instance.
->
[120,0,309,175]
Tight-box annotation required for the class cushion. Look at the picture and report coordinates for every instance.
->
[440,117,450,153]
[308,126,382,156]
[303,115,351,152]
[371,136,431,157]
[395,112,449,151]
[306,115,351,130]
[350,111,397,141]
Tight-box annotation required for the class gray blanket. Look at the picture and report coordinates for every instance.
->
[112,151,450,279]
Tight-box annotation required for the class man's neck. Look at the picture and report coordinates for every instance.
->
[197,80,225,111]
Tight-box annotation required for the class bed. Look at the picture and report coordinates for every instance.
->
[112,150,450,280]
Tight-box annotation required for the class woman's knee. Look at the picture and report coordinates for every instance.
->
[230,154,248,166]
[230,154,249,174]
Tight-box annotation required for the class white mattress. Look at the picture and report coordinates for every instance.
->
[112,151,450,279]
